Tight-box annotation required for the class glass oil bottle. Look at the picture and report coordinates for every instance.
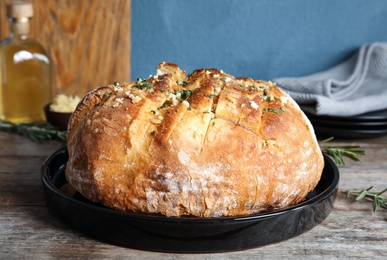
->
[0,1,52,123]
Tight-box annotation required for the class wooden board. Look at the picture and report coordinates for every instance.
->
[0,0,131,97]
[0,132,387,258]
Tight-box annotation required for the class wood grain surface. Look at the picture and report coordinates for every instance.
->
[0,131,386,259]
[0,0,131,97]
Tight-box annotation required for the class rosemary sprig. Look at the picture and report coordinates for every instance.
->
[0,120,67,144]
[319,137,365,165]
[344,186,387,212]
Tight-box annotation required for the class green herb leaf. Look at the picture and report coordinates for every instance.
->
[0,120,67,144]
[102,92,111,99]
[262,108,280,114]
[135,83,154,90]
[356,189,370,201]
[319,137,365,166]
[180,90,192,100]
[344,187,387,212]
[220,77,230,82]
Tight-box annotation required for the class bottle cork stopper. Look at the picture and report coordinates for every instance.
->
[6,1,33,19]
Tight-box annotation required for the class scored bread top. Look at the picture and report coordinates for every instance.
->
[66,62,324,217]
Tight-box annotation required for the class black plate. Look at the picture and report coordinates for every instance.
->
[307,118,387,128]
[41,147,339,253]
[302,109,387,139]
[303,108,387,123]
[311,125,387,139]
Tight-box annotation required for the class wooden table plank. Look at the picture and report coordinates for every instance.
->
[0,197,385,259]
[0,132,63,157]
[0,132,386,259]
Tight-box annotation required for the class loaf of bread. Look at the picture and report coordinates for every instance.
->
[66,62,324,217]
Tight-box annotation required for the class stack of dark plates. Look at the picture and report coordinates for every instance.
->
[302,108,387,139]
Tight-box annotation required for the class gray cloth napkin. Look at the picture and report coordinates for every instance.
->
[273,42,387,117]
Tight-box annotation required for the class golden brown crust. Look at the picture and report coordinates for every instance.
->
[66,62,324,217]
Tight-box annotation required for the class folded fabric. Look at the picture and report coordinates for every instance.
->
[273,42,387,117]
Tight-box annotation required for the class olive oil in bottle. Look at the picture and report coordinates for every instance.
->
[0,1,52,123]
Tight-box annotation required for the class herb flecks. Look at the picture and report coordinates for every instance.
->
[177,81,188,87]
[135,83,154,90]
[180,90,192,100]
[344,186,387,212]
[263,108,280,114]
[158,103,169,110]
[102,92,111,99]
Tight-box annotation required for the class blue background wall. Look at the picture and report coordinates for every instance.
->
[131,0,387,81]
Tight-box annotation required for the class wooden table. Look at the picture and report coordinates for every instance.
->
[1,131,386,259]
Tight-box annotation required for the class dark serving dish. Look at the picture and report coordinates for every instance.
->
[41,147,339,253]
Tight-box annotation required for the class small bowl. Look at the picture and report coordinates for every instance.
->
[44,103,72,131]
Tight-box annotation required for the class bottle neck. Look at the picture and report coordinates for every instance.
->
[8,18,30,40]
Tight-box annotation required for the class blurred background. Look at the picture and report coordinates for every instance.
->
[132,0,387,80]
[1,0,387,97]
[0,0,130,97]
